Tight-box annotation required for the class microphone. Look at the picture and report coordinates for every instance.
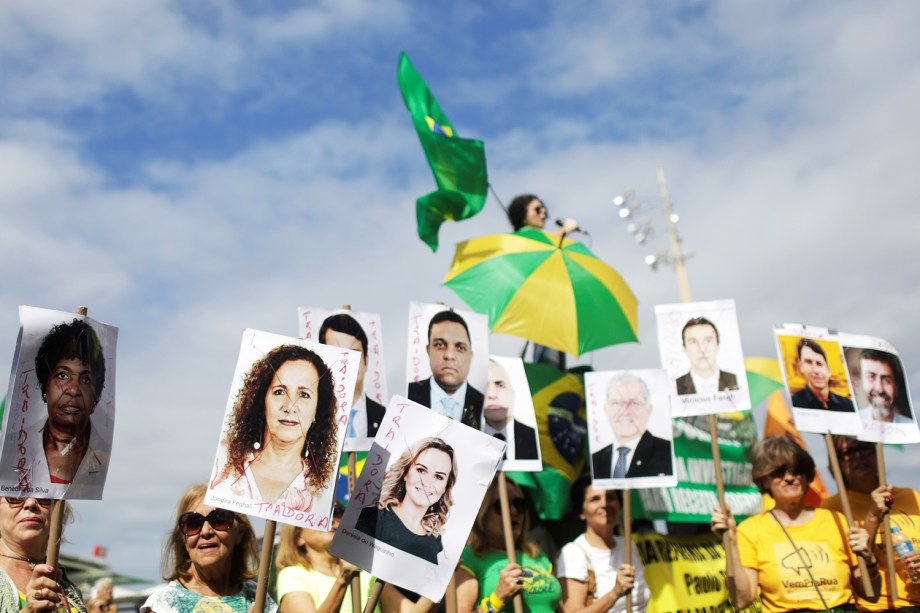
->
[555,218,587,234]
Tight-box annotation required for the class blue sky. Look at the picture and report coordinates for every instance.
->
[2,0,920,586]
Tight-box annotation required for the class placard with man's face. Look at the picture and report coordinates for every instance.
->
[655,299,750,416]
[838,332,919,444]
[585,369,677,490]
[405,302,489,429]
[774,324,859,436]
[0,306,118,500]
[485,355,542,472]
[298,307,388,452]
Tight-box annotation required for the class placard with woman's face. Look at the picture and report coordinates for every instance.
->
[838,332,920,445]
[330,396,505,602]
[205,329,360,530]
[585,369,677,490]
[405,301,490,423]
[774,324,860,436]
[0,305,118,500]
[655,299,750,416]
[298,307,388,452]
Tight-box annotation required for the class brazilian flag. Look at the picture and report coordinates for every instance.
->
[506,363,586,520]
[397,52,488,252]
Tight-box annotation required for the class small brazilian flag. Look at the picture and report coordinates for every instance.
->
[397,52,488,252]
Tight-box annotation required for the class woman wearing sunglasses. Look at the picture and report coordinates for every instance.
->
[456,479,562,613]
[710,435,879,613]
[0,496,87,612]
[210,345,339,512]
[555,474,649,613]
[142,483,277,613]
[356,437,457,565]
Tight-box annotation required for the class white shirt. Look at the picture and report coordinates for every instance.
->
[430,379,468,421]
[556,534,650,613]
[689,370,719,396]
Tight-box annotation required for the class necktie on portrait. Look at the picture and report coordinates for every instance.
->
[345,408,358,438]
[613,446,630,479]
[494,432,507,459]
[440,396,460,420]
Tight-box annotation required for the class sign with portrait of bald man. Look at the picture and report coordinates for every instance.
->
[775,324,860,436]
[298,307,388,451]
[839,332,920,445]
[405,301,489,430]
[484,355,541,472]
[585,369,677,489]
[656,299,750,416]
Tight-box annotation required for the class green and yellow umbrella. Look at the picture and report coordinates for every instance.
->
[443,227,639,356]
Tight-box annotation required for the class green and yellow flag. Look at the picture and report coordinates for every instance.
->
[506,363,586,519]
[397,52,488,251]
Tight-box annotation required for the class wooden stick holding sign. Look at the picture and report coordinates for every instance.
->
[46,305,88,568]
[707,414,736,579]
[340,303,364,613]
[623,489,633,612]
[876,443,898,603]
[825,434,874,598]
[253,519,277,613]
[498,473,525,613]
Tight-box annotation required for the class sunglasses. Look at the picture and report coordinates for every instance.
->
[4,497,53,508]
[178,509,235,536]
[491,498,526,515]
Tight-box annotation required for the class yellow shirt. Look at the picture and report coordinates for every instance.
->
[737,509,856,612]
[823,486,920,611]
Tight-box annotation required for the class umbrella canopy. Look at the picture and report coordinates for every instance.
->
[443,227,638,356]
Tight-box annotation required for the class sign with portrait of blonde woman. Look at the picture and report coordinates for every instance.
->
[774,324,860,436]
[0,305,118,500]
[655,299,751,416]
[585,369,677,490]
[329,396,505,602]
[205,328,360,530]
[298,306,388,452]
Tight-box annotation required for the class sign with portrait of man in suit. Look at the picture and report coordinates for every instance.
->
[586,369,677,490]
[299,307,388,452]
[405,301,489,430]
[656,299,750,417]
[483,355,542,472]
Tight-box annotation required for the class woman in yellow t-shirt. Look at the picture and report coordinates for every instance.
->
[711,436,879,613]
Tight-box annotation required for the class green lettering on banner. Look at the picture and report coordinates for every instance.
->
[632,412,762,524]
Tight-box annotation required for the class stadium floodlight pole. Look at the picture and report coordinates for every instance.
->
[656,162,692,303]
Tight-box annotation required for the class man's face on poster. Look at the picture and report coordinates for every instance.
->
[683,323,719,377]
[485,361,515,430]
[427,321,473,393]
[605,378,653,442]
[798,345,830,394]
[860,358,898,420]
[45,358,96,430]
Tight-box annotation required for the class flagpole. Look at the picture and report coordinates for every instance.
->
[649,164,733,573]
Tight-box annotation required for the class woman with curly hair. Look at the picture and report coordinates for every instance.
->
[210,344,338,511]
[142,483,276,612]
[355,437,457,564]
